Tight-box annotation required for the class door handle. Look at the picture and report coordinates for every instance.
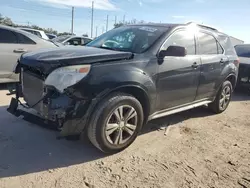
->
[220,58,228,64]
[13,49,27,53]
[192,62,199,69]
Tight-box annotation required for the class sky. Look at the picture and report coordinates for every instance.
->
[0,0,250,42]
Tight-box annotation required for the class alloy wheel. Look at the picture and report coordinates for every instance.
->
[105,105,138,145]
[219,85,231,110]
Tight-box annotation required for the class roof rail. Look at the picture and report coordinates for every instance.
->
[186,22,218,31]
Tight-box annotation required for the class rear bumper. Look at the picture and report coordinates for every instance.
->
[7,83,94,137]
[237,63,250,89]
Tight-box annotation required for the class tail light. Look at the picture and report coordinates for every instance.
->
[234,58,240,67]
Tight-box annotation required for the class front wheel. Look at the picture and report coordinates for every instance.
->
[87,93,144,153]
[208,80,233,114]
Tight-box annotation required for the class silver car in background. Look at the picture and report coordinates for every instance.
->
[51,35,92,46]
[0,25,58,83]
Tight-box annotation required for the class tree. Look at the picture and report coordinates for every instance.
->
[0,14,4,23]
[1,16,14,26]
[58,32,72,36]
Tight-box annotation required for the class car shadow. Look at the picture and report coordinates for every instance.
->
[0,105,106,178]
[0,92,248,178]
[141,106,214,135]
[231,88,250,101]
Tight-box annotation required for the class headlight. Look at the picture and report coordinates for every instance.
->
[45,65,91,92]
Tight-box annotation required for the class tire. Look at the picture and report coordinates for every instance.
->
[208,80,233,114]
[87,92,144,153]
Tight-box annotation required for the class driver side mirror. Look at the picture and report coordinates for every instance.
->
[159,45,187,58]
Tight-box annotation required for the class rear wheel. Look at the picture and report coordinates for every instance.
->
[208,80,232,113]
[87,93,144,153]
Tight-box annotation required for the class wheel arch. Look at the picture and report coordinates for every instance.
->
[98,85,151,125]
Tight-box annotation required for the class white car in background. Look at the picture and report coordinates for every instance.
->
[19,27,49,40]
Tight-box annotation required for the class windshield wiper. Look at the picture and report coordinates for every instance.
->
[99,46,121,51]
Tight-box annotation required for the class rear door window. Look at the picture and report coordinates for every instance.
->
[162,30,196,55]
[0,28,18,43]
[197,32,218,55]
[16,33,36,44]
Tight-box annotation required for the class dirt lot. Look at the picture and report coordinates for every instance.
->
[0,89,249,188]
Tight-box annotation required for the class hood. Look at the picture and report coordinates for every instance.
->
[239,57,250,65]
[19,46,133,75]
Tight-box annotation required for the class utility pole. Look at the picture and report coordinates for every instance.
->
[91,1,94,38]
[102,26,104,34]
[71,7,74,34]
[96,26,98,37]
[123,14,126,24]
[106,15,109,32]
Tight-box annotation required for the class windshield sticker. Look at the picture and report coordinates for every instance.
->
[139,27,158,32]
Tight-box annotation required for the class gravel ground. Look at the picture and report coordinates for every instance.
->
[0,89,249,188]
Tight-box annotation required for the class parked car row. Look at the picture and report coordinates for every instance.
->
[0,24,94,83]
[0,24,58,83]
[7,22,240,153]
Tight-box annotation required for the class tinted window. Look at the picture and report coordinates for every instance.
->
[34,31,42,37]
[235,45,250,58]
[83,38,92,44]
[162,30,195,55]
[67,37,82,45]
[0,28,18,43]
[16,33,36,44]
[198,32,217,54]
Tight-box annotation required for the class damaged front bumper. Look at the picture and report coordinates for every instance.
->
[7,80,95,138]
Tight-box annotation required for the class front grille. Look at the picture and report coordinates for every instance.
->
[22,69,45,113]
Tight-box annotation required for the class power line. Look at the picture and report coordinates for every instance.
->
[91,1,94,38]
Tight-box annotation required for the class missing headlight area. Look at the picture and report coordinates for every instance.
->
[7,68,90,137]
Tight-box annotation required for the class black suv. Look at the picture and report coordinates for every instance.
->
[8,22,239,153]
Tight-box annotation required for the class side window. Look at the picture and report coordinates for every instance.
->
[198,32,218,54]
[162,30,195,55]
[0,28,18,43]
[68,37,82,45]
[34,31,42,38]
[84,38,92,44]
[16,33,36,44]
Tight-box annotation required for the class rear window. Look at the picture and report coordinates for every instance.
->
[217,34,236,55]
[235,45,250,58]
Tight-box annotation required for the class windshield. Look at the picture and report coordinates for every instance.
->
[235,45,250,58]
[52,35,71,43]
[86,25,168,53]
